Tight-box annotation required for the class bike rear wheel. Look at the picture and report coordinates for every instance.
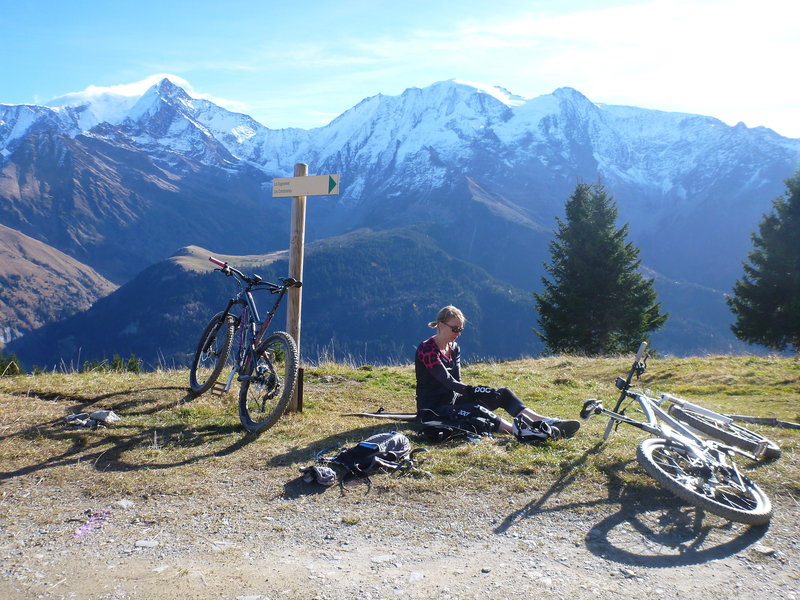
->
[636,437,772,525]
[669,406,781,460]
[189,312,235,396]
[238,331,298,434]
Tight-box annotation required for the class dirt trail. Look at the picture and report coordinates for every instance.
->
[2,467,798,600]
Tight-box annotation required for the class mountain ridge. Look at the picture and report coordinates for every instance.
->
[2,77,799,362]
[0,223,116,345]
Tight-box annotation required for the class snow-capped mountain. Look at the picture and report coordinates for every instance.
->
[2,77,799,362]
[7,78,796,207]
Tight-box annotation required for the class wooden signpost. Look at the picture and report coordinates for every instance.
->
[272,163,339,411]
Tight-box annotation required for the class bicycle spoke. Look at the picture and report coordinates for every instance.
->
[638,438,771,525]
[238,332,298,434]
[189,313,234,395]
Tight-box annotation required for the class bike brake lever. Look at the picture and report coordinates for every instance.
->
[282,277,302,288]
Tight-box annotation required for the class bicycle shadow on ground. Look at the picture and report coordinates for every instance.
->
[494,440,768,567]
[0,386,193,434]
[0,387,261,481]
[494,440,610,534]
[584,498,768,568]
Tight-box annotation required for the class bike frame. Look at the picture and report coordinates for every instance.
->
[659,392,735,425]
[589,342,765,463]
[580,342,774,524]
[598,388,766,491]
[595,391,729,464]
[214,269,292,394]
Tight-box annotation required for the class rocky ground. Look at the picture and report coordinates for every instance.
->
[2,461,798,600]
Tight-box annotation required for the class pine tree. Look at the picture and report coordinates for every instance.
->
[728,170,800,352]
[534,182,667,355]
[0,350,22,376]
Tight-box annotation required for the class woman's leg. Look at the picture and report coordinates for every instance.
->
[495,389,581,438]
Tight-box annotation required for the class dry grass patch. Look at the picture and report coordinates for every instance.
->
[1,355,798,512]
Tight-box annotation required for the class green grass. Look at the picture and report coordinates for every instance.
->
[1,355,798,508]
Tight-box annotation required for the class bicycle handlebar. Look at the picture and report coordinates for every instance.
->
[207,256,302,290]
[209,256,227,268]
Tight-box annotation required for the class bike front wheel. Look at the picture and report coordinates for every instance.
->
[238,331,298,434]
[636,437,772,525]
[189,312,235,396]
[669,406,781,460]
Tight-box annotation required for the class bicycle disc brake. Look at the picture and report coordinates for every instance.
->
[253,361,280,399]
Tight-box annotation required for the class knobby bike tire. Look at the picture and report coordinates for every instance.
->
[669,406,781,460]
[189,312,235,396]
[238,331,298,434]
[636,437,772,525]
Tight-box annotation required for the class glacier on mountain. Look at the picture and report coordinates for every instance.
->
[3,76,800,245]
[3,76,800,359]
[4,77,798,191]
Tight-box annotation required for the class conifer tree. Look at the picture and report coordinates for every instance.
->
[0,350,22,376]
[728,170,800,352]
[535,182,667,355]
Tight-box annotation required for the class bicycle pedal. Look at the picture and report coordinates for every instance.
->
[210,381,228,396]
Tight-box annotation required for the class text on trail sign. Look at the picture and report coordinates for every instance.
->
[272,174,340,197]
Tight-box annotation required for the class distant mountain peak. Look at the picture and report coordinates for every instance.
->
[449,80,528,107]
[551,86,587,98]
[3,75,800,362]
[151,77,193,103]
[126,78,192,121]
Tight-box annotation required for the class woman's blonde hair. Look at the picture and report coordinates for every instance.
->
[428,305,466,329]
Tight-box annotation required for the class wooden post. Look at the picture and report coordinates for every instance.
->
[285,163,307,412]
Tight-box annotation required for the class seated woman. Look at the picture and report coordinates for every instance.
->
[415,305,580,441]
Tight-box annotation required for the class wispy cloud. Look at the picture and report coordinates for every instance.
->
[346,0,800,132]
[48,73,248,112]
[40,0,793,134]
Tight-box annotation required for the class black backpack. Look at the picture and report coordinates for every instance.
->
[302,431,426,487]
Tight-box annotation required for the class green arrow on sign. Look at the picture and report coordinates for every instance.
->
[272,173,340,197]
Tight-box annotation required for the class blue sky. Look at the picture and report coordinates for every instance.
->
[2,0,798,137]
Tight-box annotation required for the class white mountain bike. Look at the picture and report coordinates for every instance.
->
[580,342,775,525]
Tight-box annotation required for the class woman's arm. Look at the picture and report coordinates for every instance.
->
[425,360,471,394]
[418,343,471,395]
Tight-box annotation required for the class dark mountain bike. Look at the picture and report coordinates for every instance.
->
[581,342,773,525]
[189,256,301,434]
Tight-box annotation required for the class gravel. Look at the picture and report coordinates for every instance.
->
[1,466,798,600]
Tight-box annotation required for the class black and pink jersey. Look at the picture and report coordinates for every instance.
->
[414,337,471,413]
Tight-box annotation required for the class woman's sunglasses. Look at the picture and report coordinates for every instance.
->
[442,323,464,334]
